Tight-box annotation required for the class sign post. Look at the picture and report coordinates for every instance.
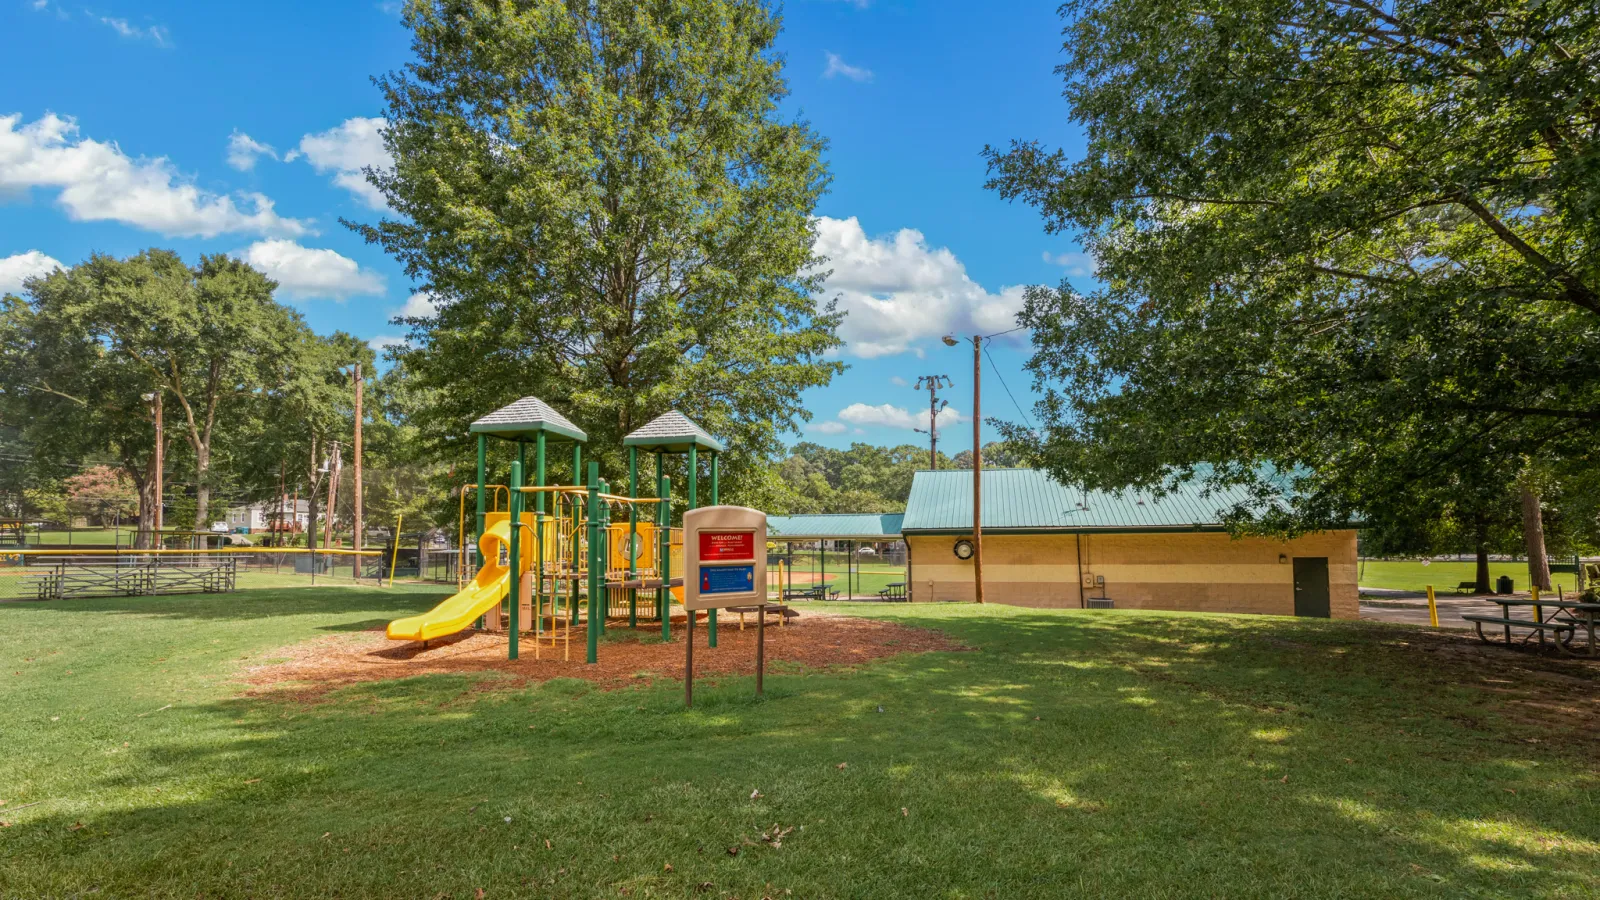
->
[682,506,768,708]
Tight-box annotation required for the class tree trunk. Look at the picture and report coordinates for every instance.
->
[130,465,157,550]
[1474,514,1491,594]
[1520,483,1552,592]
[193,445,211,534]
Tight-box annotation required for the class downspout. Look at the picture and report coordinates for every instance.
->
[1075,532,1085,609]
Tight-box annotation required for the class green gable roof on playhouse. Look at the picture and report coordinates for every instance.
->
[622,411,724,453]
[468,396,588,443]
[901,468,1267,533]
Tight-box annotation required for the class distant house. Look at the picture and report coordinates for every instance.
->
[895,468,1358,618]
[226,498,309,533]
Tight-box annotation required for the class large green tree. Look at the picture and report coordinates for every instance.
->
[985,0,1600,549]
[359,0,842,505]
[2,251,327,546]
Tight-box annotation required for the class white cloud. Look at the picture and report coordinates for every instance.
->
[368,335,407,351]
[811,215,1026,358]
[810,421,848,435]
[98,16,169,45]
[1042,250,1095,278]
[888,375,908,387]
[838,402,964,431]
[237,240,384,301]
[226,131,276,171]
[0,113,311,238]
[0,250,63,294]
[396,291,439,319]
[288,117,392,209]
[823,52,873,82]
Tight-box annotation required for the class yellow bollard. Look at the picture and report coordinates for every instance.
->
[1532,585,1543,645]
[1425,584,1439,628]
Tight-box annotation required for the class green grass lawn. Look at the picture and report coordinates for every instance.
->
[2,588,1597,898]
[1360,560,1580,595]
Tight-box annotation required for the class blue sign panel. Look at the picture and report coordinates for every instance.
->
[700,564,754,595]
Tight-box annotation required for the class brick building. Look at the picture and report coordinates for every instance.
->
[900,469,1357,619]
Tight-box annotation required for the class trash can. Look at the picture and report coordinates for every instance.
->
[1495,575,1514,595]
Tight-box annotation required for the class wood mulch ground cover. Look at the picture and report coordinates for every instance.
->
[241,611,962,696]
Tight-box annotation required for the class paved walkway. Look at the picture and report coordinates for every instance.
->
[1361,597,1484,629]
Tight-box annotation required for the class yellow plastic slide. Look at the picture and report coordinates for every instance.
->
[386,519,518,643]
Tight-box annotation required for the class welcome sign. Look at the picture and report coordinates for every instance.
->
[682,506,767,611]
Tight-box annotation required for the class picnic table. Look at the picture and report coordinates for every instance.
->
[877,582,907,602]
[1462,596,1600,656]
[782,586,826,602]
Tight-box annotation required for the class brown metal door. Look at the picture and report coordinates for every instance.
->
[1293,557,1330,618]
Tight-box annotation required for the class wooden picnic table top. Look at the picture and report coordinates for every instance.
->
[1486,597,1600,611]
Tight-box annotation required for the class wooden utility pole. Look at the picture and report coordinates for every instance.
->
[971,335,984,604]
[352,364,364,573]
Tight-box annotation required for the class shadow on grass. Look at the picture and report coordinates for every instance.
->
[6,585,453,623]
[3,606,1597,898]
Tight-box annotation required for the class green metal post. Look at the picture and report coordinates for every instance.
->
[711,452,719,504]
[599,477,609,635]
[688,446,715,647]
[586,461,601,663]
[536,432,546,634]
[508,459,522,660]
[571,442,582,623]
[474,433,487,567]
[659,452,670,641]
[628,446,638,629]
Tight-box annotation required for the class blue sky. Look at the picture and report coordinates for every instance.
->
[0,0,1093,457]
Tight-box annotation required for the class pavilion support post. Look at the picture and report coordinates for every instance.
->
[571,442,582,623]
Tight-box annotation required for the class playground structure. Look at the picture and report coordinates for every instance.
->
[386,398,733,664]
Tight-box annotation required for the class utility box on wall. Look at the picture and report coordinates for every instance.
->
[683,506,767,611]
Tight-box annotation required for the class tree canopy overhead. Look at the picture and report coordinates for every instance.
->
[362,0,842,504]
[985,0,1600,534]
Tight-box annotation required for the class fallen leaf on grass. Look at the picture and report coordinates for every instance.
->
[1280,776,1289,783]
[243,778,261,785]
[727,846,740,856]
[750,789,763,800]
[901,808,908,817]
[663,863,674,872]
[68,822,84,831]
[476,889,485,899]
[697,882,714,893]
[835,763,847,770]
[544,839,552,850]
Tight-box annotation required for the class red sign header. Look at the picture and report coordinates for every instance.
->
[699,531,755,561]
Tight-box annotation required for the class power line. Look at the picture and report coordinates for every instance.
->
[983,344,1036,432]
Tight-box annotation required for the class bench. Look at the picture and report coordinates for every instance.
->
[1462,614,1575,647]
[725,604,799,629]
[1455,581,1479,594]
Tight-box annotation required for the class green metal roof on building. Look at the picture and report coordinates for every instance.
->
[767,513,905,541]
[469,396,588,443]
[901,468,1271,533]
[622,411,725,453]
